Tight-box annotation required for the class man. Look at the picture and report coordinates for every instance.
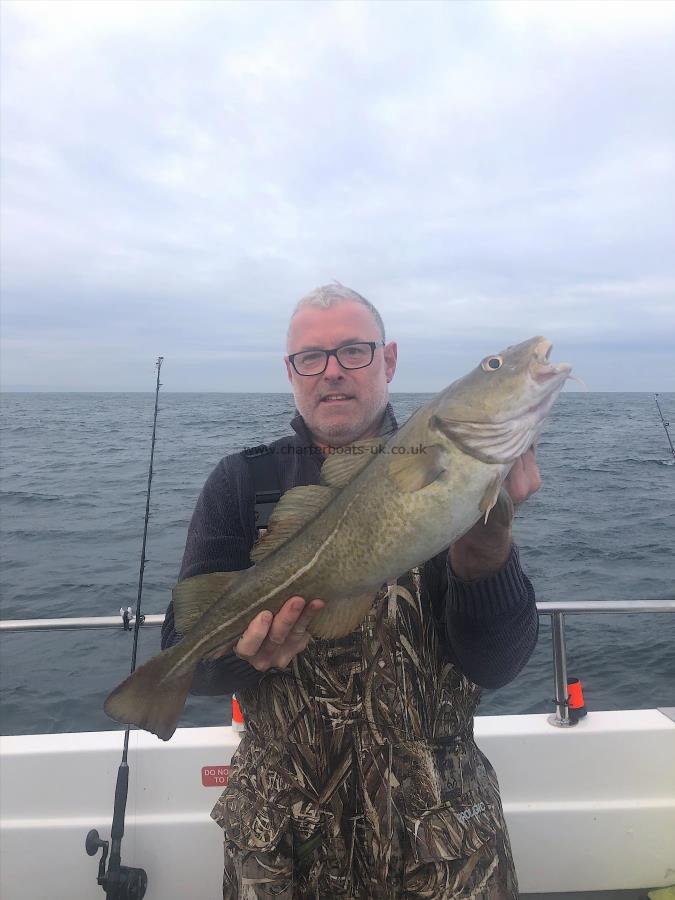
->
[162,284,541,898]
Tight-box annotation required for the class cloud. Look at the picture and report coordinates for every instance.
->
[1,0,674,390]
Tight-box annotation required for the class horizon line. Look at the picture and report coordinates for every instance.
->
[2,389,672,395]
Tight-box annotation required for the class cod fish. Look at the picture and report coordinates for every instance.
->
[105,336,571,740]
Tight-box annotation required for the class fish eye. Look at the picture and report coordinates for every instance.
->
[481,355,503,372]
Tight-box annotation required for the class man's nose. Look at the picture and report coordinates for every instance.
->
[323,353,344,378]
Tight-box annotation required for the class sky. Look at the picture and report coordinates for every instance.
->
[1,0,674,392]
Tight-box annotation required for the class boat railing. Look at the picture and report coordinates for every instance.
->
[2,599,674,728]
[536,599,675,726]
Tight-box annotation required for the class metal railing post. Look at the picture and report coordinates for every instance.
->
[548,611,572,727]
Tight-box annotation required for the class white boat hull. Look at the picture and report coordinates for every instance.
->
[1,710,674,898]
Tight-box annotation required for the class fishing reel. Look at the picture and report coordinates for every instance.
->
[86,829,148,899]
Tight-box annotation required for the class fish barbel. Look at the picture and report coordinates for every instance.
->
[105,336,571,739]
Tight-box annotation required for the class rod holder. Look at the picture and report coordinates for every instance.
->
[548,611,574,727]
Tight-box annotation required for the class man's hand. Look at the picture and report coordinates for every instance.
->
[504,446,542,506]
[233,596,324,672]
[449,446,541,581]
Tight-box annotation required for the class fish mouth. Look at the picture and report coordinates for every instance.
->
[514,342,571,429]
[491,339,572,439]
[508,339,569,417]
[531,339,572,384]
[426,337,574,467]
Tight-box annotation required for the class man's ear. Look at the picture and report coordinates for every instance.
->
[384,341,397,384]
[284,355,293,384]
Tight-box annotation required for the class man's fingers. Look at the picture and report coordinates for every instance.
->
[234,597,325,670]
[289,598,324,636]
[266,596,306,645]
[505,446,541,505]
[522,446,542,494]
[234,609,273,659]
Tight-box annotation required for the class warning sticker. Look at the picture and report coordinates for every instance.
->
[201,766,230,787]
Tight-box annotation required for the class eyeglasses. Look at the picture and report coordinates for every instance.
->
[288,341,385,376]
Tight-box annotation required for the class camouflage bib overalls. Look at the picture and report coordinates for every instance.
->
[212,564,519,899]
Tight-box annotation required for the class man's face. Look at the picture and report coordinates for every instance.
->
[285,301,397,448]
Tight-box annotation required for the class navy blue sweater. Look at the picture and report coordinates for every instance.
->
[161,404,538,693]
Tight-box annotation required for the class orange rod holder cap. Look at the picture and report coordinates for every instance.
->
[567,677,587,721]
[231,693,246,732]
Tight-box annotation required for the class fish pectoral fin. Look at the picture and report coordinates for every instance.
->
[320,438,385,488]
[386,444,448,492]
[173,571,244,634]
[479,473,504,524]
[308,590,377,639]
[251,484,336,562]
[104,647,193,741]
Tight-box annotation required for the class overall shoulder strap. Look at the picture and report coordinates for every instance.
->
[241,444,282,530]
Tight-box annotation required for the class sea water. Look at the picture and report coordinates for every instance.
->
[1,391,673,735]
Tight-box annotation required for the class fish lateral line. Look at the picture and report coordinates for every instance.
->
[184,488,365,662]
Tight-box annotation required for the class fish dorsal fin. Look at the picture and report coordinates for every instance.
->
[173,570,243,635]
[320,438,385,488]
[250,484,336,562]
[430,414,535,465]
[387,444,449,492]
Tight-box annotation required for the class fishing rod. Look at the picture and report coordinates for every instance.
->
[654,393,675,460]
[86,356,164,900]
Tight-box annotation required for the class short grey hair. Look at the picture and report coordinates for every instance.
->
[288,282,386,343]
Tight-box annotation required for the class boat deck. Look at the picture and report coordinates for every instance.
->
[524,893,649,899]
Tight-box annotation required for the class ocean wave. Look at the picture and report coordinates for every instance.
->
[0,490,62,503]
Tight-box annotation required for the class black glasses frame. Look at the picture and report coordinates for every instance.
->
[288,341,385,376]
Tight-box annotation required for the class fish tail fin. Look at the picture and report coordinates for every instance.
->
[104,648,193,741]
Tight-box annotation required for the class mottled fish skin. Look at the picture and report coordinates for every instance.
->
[104,336,571,739]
